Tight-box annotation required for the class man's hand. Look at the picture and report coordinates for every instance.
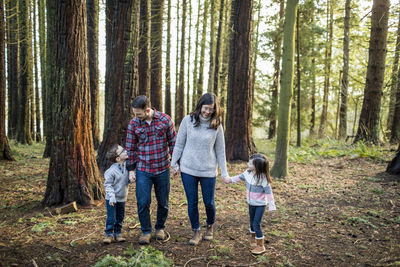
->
[129,171,136,183]
[172,166,180,176]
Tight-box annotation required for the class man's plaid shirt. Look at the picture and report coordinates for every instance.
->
[126,109,176,174]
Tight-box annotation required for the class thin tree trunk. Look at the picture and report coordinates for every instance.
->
[220,0,231,126]
[270,0,298,178]
[213,0,225,96]
[186,0,191,114]
[38,0,45,141]
[207,0,216,93]
[296,6,301,147]
[138,0,150,96]
[251,0,260,104]
[268,0,284,139]
[196,0,208,104]
[33,0,41,142]
[43,0,103,206]
[175,0,186,127]
[165,0,171,115]
[390,65,400,143]
[225,0,255,161]
[87,0,100,149]
[150,0,163,111]
[17,0,33,145]
[354,0,389,144]
[174,0,180,117]
[0,0,14,160]
[191,0,201,110]
[387,12,400,137]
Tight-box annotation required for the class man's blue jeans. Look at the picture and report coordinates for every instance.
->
[249,205,266,238]
[136,169,170,234]
[105,200,126,237]
[181,172,216,230]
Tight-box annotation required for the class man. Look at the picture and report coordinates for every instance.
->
[126,95,176,244]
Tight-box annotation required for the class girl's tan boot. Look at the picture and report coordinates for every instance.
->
[189,230,202,245]
[250,233,257,247]
[251,237,266,255]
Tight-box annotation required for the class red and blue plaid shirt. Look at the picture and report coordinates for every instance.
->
[126,109,176,174]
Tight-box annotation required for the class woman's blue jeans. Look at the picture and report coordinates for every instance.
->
[181,172,216,230]
[136,169,170,234]
[105,200,126,237]
[249,205,266,238]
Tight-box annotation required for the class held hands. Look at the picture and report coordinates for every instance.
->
[222,175,231,184]
[110,201,116,207]
[172,165,180,176]
[129,171,136,183]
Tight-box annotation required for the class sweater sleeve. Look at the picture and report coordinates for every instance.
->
[263,183,276,211]
[215,125,228,177]
[104,169,116,203]
[231,173,246,183]
[126,120,137,172]
[170,116,188,167]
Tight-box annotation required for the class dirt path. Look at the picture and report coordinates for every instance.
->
[0,150,399,266]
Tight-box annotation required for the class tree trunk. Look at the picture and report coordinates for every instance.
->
[390,59,400,143]
[354,0,389,144]
[339,0,350,139]
[43,0,56,158]
[309,1,316,137]
[196,0,209,105]
[138,0,150,96]
[296,6,301,147]
[186,0,191,114]
[207,0,216,93]
[6,0,19,139]
[43,0,103,206]
[97,0,136,172]
[387,12,400,137]
[87,0,100,149]
[175,0,186,127]
[318,0,333,138]
[270,0,297,178]
[213,0,225,96]
[174,0,180,118]
[220,0,231,126]
[225,0,255,161]
[150,0,163,111]
[33,1,41,142]
[0,0,14,160]
[38,0,46,140]
[165,0,171,115]
[191,0,201,110]
[17,0,33,145]
[268,0,284,139]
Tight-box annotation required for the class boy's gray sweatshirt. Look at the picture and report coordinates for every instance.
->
[104,162,129,203]
[171,115,228,178]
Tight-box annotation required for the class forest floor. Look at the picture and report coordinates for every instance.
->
[0,141,399,266]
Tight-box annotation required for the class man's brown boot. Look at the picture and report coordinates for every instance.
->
[189,230,202,246]
[155,229,166,240]
[103,235,112,244]
[138,233,151,245]
[203,225,214,241]
[115,235,126,242]
[251,237,266,255]
[250,233,257,248]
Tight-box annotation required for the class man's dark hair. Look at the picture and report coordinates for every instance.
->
[106,144,120,163]
[132,95,151,109]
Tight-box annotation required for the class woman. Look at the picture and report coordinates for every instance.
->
[171,93,229,245]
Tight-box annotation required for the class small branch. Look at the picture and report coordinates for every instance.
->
[31,259,38,267]
[184,256,207,267]
[70,229,99,246]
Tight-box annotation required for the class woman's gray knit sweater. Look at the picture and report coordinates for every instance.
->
[171,114,228,178]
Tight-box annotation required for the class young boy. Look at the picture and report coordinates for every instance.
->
[103,144,133,244]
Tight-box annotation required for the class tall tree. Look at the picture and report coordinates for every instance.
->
[296,6,301,147]
[387,12,400,137]
[150,0,163,110]
[207,0,216,93]
[213,0,225,95]
[268,0,284,139]
[220,0,231,125]
[225,0,255,161]
[174,0,180,116]
[186,0,191,113]
[138,0,150,96]
[196,0,209,104]
[0,0,14,160]
[87,0,100,148]
[165,0,171,115]
[390,66,400,143]
[339,0,351,139]
[43,0,103,206]
[33,0,41,142]
[16,0,33,145]
[97,0,136,171]
[38,0,46,140]
[191,0,201,110]
[175,0,186,126]
[270,0,297,178]
[309,0,316,137]
[318,0,333,138]
[6,0,19,139]
[354,0,389,144]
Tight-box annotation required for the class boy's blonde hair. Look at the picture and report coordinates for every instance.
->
[106,144,120,163]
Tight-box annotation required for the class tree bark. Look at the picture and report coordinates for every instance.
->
[354,0,389,144]
[213,0,225,96]
[225,0,255,161]
[296,6,301,147]
[390,59,400,143]
[175,0,186,127]
[33,1,41,142]
[43,0,103,206]
[207,0,216,93]
[150,0,163,111]
[138,0,150,96]
[165,0,171,115]
[270,0,297,178]
[38,0,46,140]
[191,0,201,110]
[186,0,191,114]
[87,0,100,149]
[0,0,14,160]
[196,0,209,105]
[309,1,316,137]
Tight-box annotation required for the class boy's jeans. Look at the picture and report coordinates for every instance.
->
[136,169,170,234]
[249,204,266,238]
[181,172,216,230]
[105,200,126,237]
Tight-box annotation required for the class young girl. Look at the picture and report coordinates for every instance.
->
[223,154,276,255]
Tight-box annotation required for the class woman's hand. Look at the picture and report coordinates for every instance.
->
[222,176,231,184]
[172,165,180,176]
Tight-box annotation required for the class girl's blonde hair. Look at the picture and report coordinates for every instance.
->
[249,154,272,184]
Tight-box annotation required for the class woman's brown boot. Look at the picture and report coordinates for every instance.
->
[203,225,214,240]
[251,237,266,255]
[250,233,257,247]
[189,230,202,245]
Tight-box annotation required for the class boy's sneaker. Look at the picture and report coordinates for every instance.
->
[155,229,166,240]
[115,235,126,242]
[138,233,151,245]
[103,236,112,244]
